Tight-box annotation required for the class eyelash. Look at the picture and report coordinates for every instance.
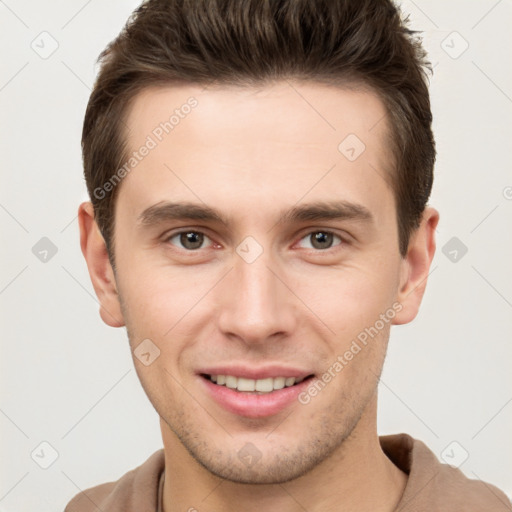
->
[163,229,347,253]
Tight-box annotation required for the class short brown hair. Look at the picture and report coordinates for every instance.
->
[82,0,435,267]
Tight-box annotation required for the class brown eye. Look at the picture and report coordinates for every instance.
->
[168,231,211,250]
[297,231,342,250]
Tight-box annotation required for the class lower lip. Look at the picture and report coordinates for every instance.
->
[199,375,314,418]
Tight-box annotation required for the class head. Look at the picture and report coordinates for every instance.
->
[79,0,438,484]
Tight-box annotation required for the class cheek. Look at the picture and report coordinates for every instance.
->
[116,262,219,372]
[293,259,400,337]
[118,258,203,324]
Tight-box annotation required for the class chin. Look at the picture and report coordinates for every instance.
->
[184,430,349,485]
[197,455,316,485]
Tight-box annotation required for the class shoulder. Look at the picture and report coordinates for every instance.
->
[381,433,511,512]
[64,449,165,512]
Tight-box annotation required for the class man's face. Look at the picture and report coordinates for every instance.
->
[111,81,407,483]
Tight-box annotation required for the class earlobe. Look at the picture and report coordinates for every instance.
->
[78,201,125,328]
[392,207,439,325]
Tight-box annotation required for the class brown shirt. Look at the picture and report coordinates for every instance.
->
[64,433,511,511]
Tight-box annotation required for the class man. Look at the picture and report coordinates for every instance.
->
[65,0,510,510]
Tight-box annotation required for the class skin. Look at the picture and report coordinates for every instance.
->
[79,81,438,512]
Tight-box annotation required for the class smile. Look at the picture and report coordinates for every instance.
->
[202,374,310,393]
[198,372,316,417]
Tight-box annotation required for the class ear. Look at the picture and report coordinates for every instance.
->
[392,207,439,325]
[78,201,125,328]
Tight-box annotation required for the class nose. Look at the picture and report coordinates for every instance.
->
[216,249,297,346]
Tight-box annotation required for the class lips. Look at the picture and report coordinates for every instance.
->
[196,366,315,417]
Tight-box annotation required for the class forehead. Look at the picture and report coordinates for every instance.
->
[117,81,394,226]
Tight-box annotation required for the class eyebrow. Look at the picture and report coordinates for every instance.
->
[136,200,373,229]
[137,201,229,227]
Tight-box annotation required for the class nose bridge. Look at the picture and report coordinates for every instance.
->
[217,246,295,343]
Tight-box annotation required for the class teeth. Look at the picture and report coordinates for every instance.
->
[237,377,255,392]
[225,375,237,389]
[255,378,273,392]
[273,377,285,390]
[208,375,302,393]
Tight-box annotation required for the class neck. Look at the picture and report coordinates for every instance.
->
[161,393,407,512]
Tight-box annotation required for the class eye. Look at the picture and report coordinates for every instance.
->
[297,231,343,250]
[166,230,214,250]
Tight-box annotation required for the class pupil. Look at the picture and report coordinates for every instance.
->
[312,232,332,249]
[181,232,203,250]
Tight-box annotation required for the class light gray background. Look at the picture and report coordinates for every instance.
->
[1,1,511,510]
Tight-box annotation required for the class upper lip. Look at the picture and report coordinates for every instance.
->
[197,365,314,380]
